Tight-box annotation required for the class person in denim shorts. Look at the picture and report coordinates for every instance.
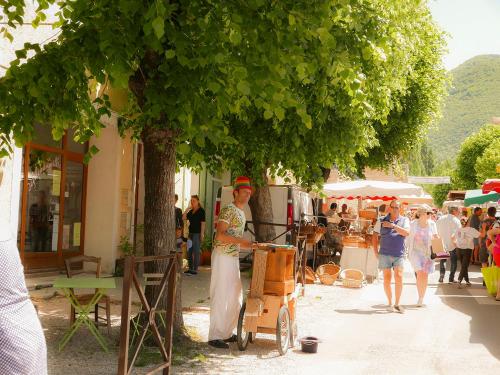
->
[372,200,410,313]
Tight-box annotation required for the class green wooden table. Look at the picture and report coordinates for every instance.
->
[53,277,116,352]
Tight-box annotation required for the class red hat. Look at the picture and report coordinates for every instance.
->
[234,176,252,192]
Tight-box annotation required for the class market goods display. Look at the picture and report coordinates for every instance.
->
[340,269,365,288]
[316,263,341,285]
[299,223,327,244]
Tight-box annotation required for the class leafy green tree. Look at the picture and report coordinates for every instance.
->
[408,142,437,177]
[427,159,456,207]
[193,0,447,240]
[455,124,500,189]
[0,0,334,331]
[0,0,447,332]
[475,138,500,183]
[431,183,451,207]
[354,4,448,175]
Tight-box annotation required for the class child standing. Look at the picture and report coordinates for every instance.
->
[454,218,481,289]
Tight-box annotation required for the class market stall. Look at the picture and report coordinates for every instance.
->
[322,180,430,280]
[464,189,500,207]
[482,179,500,194]
[323,180,424,199]
[340,245,378,281]
[338,219,378,280]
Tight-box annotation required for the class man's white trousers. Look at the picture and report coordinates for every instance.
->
[208,251,242,341]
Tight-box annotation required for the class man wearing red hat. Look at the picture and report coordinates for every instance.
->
[208,176,254,349]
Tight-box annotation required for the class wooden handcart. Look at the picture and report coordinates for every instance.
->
[237,244,299,355]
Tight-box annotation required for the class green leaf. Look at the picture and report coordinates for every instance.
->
[152,17,165,39]
[274,106,285,121]
[83,146,99,164]
[165,50,175,59]
[195,136,205,148]
[288,14,296,26]
[214,53,224,64]
[264,109,273,120]
[15,49,27,59]
[237,80,250,95]
[178,143,191,155]
[207,81,221,93]
[296,63,308,80]
[229,29,242,45]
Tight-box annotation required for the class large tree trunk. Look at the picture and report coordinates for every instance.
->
[142,127,184,334]
[248,171,276,242]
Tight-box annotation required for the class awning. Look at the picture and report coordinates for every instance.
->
[332,195,396,201]
[366,194,434,205]
[464,189,500,207]
[323,180,424,199]
[482,179,500,194]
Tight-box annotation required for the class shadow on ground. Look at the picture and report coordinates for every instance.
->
[438,282,500,361]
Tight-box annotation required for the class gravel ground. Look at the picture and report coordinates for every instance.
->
[33,263,500,375]
[37,284,340,375]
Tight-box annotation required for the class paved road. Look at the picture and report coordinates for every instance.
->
[176,261,500,375]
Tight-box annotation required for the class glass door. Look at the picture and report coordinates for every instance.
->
[20,148,62,268]
[62,160,85,253]
[18,129,87,270]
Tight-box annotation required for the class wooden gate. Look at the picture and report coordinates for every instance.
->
[117,255,177,375]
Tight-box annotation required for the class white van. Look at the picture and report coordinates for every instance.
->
[213,185,315,260]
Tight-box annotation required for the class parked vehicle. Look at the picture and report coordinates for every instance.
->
[213,185,314,261]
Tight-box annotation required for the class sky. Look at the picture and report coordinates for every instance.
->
[428,0,500,70]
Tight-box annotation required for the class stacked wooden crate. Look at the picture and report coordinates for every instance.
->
[244,244,297,333]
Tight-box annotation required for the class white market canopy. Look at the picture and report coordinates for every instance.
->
[367,194,434,205]
[323,180,424,200]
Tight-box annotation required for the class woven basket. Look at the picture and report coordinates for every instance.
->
[307,226,327,244]
[340,269,365,288]
[305,266,317,284]
[316,263,341,286]
[298,266,317,284]
[298,224,316,235]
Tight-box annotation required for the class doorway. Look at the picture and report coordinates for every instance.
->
[17,126,88,270]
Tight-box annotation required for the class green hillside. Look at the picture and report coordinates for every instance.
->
[427,54,500,161]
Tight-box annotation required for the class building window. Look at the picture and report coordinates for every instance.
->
[18,126,87,268]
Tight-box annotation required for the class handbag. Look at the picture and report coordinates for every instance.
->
[431,236,449,261]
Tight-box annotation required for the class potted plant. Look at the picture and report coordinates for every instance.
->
[114,235,136,277]
[200,236,213,266]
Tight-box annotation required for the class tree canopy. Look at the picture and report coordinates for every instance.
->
[455,124,500,189]
[475,137,500,183]
[195,0,448,188]
[1,0,446,188]
[0,0,450,320]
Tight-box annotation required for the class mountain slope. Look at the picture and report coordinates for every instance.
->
[427,54,500,161]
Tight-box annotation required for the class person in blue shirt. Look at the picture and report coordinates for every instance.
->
[372,200,410,313]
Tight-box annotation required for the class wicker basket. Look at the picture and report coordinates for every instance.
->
[305,266,317,284]
[316,263,341,286]
[298,224,316,235]
[307,226,327,244]
[340,269,365,288]
[298,266,317,284]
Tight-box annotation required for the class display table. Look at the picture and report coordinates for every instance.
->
[340,246,378,279]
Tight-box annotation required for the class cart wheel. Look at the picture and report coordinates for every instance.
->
[237,303,253,351]
[276,306,291,355]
